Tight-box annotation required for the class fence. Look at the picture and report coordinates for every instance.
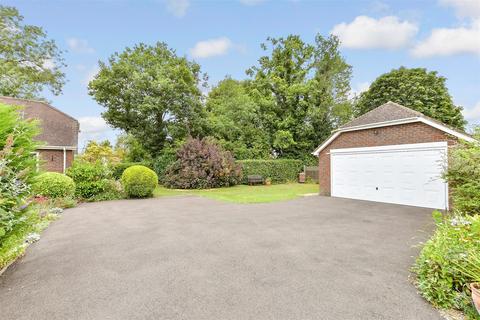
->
[304,166,319,182]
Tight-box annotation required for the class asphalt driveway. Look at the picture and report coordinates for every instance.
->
[0,196,441,320]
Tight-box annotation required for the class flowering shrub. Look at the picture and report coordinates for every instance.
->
[163,138,242,189]
[413,212,480,318]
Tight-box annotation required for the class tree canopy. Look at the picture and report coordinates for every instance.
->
[0,6,65,99]
[245,34,352,160]
[88,42,207,156]
[355,67,466,130]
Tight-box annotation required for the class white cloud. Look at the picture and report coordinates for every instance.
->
[331,16,418,50]
[165,0,189,17]
[78,116,115,150]
[463,101,480,123]
[239,0,266,5]
[411,20,480,57]
[66,38,95,54]
[349,82,370,99]
[190,37,233,58]
[439,0,480,19]
[42,59,55,71]
[84,66,100,86]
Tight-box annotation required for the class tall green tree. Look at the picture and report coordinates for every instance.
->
[88,42,207,156]
[0,6,65,99]
[206,78,270,159]
[355,67,466,130]
[246,34,352,159]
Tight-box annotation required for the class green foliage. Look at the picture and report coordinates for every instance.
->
[80,140,121,164]
[163,138,242,189]
[413,213,480,318]
[111,161,151,180]
[205,78,270,159]
[32,172,75,198]
[246,34,352,159]
[0,103,40,243]
[66,161,114,200]
[355,67,466,130]
[152,147,177,182]
[444,135,480,215]
[88,42,207,157]
[88,180,124,202]
[0,6,65,99]
[121,165,158,198]
[238,159,303,184]
[114,133,152,163]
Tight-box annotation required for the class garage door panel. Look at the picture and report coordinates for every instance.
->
[330,142,448,209]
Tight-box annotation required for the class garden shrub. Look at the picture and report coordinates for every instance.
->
[413,212,480,318]
[32,172,75,198]
[111,162,151,180]
[152,148,177,183]
[89,180,124,202]
[66,161,113,200]
[0,103,40,243]
[444,133,480,215]
[238,159,303,184]
[163,138,241,189]
[121,165,158,198]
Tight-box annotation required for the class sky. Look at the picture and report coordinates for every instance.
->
[4,0,480,149]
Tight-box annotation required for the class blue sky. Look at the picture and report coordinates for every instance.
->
[5,0,480,148]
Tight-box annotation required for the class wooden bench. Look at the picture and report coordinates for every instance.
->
[247,175,264,185]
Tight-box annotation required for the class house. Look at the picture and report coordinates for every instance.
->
[0,96,79,173]
[312,101,475,210]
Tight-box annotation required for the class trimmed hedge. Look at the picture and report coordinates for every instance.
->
[238,159,303,184]
[121,165,158,198]
[32,172,76,198]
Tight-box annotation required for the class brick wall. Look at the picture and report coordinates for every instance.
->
[38,150,74,173]
[318,122,457,195]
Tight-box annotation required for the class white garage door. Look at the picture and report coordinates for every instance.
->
[331,142,448,209]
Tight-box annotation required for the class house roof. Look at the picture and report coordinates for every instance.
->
[0,96,79,149]
[341,101,424,129]
[312,101,475,156]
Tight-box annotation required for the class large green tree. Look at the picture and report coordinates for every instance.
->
[0,6,65,99]
[355,67,466,130]
[246,34,352,160]
[88,42,207,156]
[205,78,270,159]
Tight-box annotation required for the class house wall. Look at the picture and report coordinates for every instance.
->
[318,122,457,195]
[38,150,74,173]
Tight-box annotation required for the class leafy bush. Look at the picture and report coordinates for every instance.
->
[32,172,75,198]
[0,103,40,242]
[238,159,303,184]
[163,138,241,189]
[66,161,113,200]
[152,148,177,183]
[111,162,151,180]
[121,165,158,198]
[444,133,480,215]
[89,180,124,202]
[413,212,480,318]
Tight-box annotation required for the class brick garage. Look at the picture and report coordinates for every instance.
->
[313,102,475,209]
[0,96,79,173]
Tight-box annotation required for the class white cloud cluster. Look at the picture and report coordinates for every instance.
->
[190,37,233,58]
[78,116,114,149]
[165,0,189,17]
[411,21,480,57]
[84,66,100,86]
[463,101,480,123]
[331,16,418,50]
[66,38,95,54]
[439,0,480,19]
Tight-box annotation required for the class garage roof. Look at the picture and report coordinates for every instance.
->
[312,101,475,156]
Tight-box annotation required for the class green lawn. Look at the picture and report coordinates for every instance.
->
[153,183,319,203]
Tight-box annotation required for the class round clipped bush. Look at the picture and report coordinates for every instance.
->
[33,172,76,198]
[121,165,158,198]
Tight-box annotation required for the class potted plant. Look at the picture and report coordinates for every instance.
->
[265,177,272,186]
[454,251,480,315]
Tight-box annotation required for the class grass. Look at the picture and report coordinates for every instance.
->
[153,183,319,203]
